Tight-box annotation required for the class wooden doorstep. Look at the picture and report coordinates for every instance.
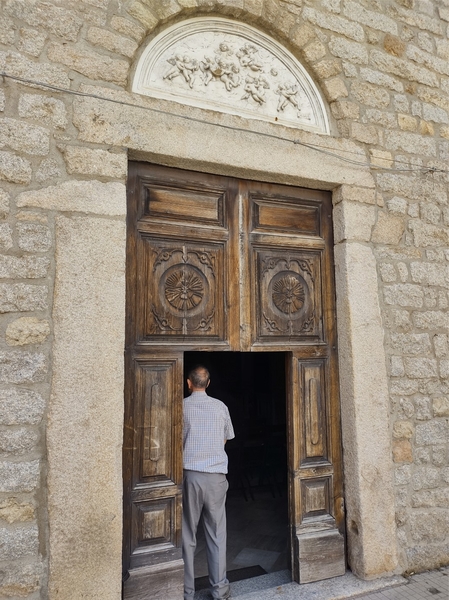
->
[124,559,184,600]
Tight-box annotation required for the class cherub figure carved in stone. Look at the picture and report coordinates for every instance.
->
[200,57,240,91]
[218,42,233,57]
[275,82,302,117]
[164,54,183,81]
[237,43,263,71]
[242,74,270,104]
[220,61,240,91]
[200,56,216,86]
[164,54,199,88]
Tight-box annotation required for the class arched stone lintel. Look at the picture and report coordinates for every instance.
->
[131,17,330,134]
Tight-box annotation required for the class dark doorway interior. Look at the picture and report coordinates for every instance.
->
[184,352,289,584]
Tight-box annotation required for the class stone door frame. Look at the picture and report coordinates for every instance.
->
[47,93,399,598]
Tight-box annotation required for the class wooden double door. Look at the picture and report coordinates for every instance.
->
[124,163,345,598]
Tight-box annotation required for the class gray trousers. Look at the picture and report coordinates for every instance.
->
[182,470,230,600]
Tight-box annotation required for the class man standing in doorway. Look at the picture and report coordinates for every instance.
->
[182,365,235,600]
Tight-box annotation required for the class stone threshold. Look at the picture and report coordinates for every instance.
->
[194,569,407,599]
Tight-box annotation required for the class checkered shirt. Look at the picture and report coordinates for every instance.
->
[183,391,235,474]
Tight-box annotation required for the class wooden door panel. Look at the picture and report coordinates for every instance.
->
[142,182,226,227]
[297,529,345,583]
[288,353,345,583]
[137,169,228,228]
[137,235,226,342]
[253,249,323,343]
[251,195,320,236]
[133,357,180,485]
[126,355,183,572]
[300,360,328,463]
[301,476,332,518]
[131,495,179,553]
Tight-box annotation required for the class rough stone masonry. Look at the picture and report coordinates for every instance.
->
[0,0,449,599]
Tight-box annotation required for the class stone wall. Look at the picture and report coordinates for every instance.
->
[0,0,448,598]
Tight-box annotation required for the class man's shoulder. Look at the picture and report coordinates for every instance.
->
[207,396,231,415]
[184,394,228,411]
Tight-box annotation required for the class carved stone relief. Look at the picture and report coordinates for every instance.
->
[133,18,329,133]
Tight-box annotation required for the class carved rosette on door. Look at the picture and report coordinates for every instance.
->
[257,251,322,341]
[141,240,226,341]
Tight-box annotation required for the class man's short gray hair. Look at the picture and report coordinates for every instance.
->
[188,365,210,389]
